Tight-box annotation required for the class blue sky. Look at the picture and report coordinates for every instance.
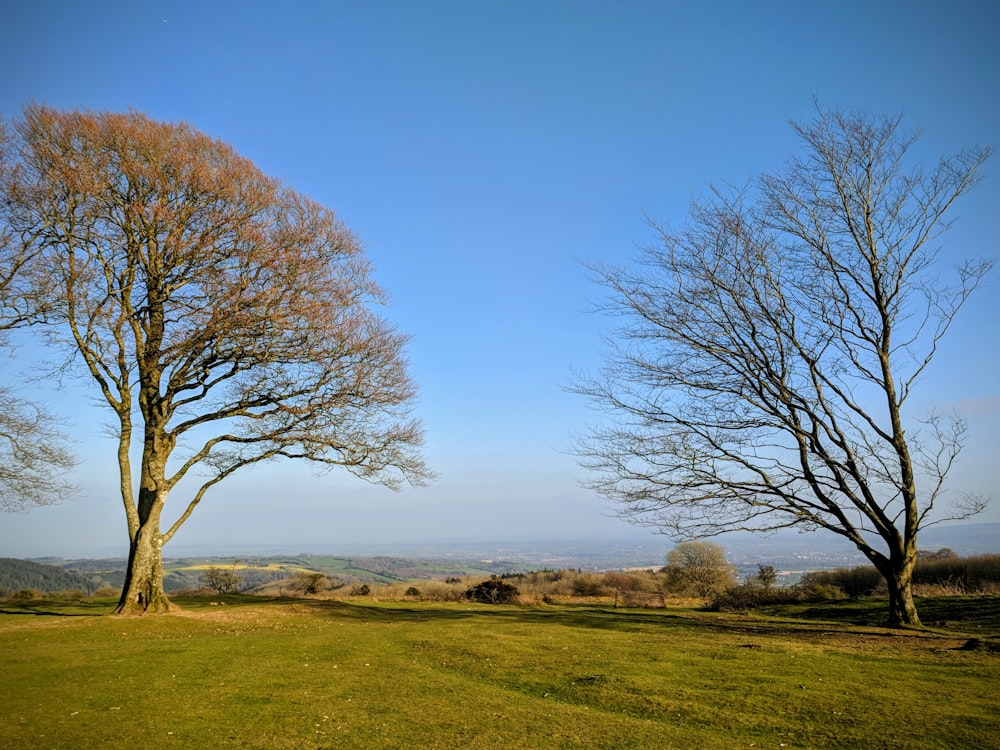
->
[1,1,997,558]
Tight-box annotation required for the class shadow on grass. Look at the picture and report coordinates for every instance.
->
[10,593,996,639]
[176,594,706,631]
[300,595,1000,639]
[767,596,1000,632]
[0,602,108,617]
[276,598,940,641]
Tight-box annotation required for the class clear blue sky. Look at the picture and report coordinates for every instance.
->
[1,1,997,558]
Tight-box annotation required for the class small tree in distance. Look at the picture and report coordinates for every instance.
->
[200,565,243,595]
[1,105,431,614]
[663,541,736,597]
[290,571,332,596]
[573,105,992,627]
[753,565,778,590]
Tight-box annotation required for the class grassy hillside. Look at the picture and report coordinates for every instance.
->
[1,597,997,749]
[0,558,110,595]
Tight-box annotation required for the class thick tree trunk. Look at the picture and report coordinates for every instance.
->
[114,510,173,615]
[885,570,920,628]
[866,541,921,627]
[872,548,920,627]
[114,422,175,614]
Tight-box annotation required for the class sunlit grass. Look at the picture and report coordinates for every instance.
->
[1,597,997,749]
[174,563,314,573]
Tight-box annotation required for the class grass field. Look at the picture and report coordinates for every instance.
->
[2,596,998,749]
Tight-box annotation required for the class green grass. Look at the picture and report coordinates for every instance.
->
[161,554,514,586]
[2,597,998,749]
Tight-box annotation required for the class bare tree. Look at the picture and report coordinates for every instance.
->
[200,564,243,595]
[573,106,992,626]
[2,105,430,614]
[0,118,77,511]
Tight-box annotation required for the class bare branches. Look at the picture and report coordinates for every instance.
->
[574,106,992,626]
[573,105,992,562]
[0,387,77,511]
[0,118,79,511]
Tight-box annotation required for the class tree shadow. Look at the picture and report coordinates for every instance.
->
[20,592,988,639]
[0,605,97,617]
[296,599,913,640]
[304,597,1000,642]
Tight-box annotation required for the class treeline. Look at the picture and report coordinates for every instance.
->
[0,558,112,596]
[709,552,1000,612]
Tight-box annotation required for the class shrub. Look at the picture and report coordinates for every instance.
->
[799,566,881,597]
[601,571,636,591]
[571,574,608,597]
[710,584,805,612]
[488,568,666,605]
[416,581,466,602]
[914,553,1000,592]
[465,576,519,605]
[351,583,371,597]
[796,554,1000,598]
[11,589,44,602]
[51,589,87,602]
[711,578,852,611]
[404,586,421,598]
[794,581,848,602]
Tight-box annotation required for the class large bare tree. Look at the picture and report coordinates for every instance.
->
[2,105,430,613]
[573,107,992,626]
[0,118,77,511]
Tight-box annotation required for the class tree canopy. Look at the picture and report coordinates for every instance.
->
[1,105,430,612]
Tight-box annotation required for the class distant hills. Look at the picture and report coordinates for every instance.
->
[3,523,995,595]
[919,523,1000,555]
[0,557,113,595]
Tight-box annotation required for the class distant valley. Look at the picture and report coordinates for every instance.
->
[4,523,995,595]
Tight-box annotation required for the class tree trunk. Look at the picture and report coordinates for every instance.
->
[871,547,920,627]
[866,543,921,628]
[114,512,173,615]
[114,424,174,615]
[885,569,920,628]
